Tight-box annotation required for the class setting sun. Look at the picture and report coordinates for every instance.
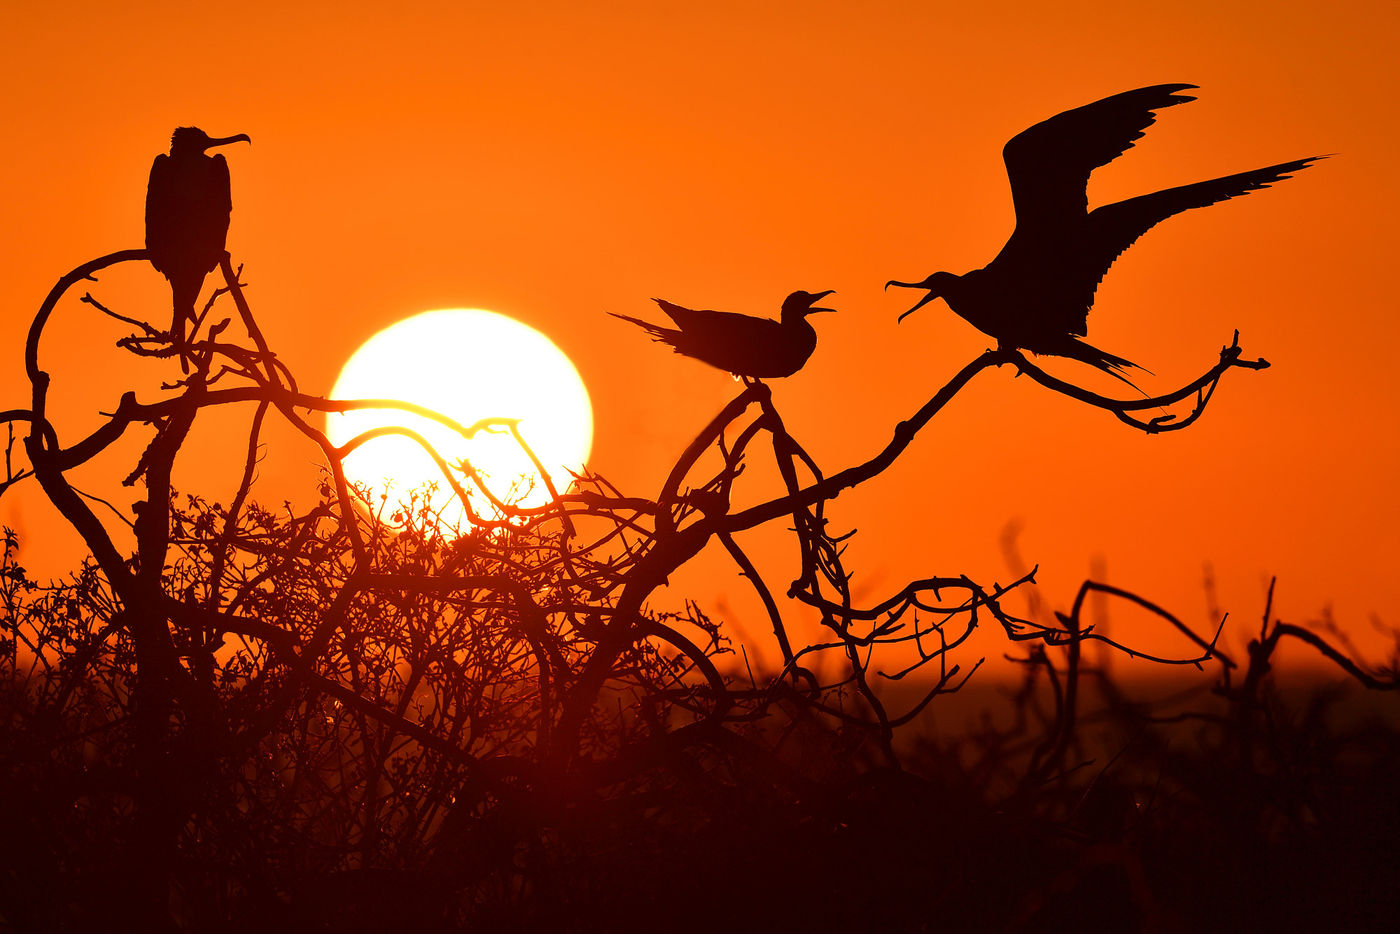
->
[325,308,592,529]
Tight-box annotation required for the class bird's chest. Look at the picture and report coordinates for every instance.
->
[169,162,225,203]
[966,246,1088,329]
[725,321,815,378]
[770,325,817,371]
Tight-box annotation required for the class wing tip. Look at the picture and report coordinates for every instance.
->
[1142,82,1199,107]
[1257,154,1330,185]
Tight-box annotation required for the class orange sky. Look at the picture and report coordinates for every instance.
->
[3,1,1396,669]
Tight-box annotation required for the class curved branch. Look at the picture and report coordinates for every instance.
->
[1257,622,1400,691]
[723,350,1004,533]
[1063,579,1237,670]
[1009,331,1268,433]
[718,531,799,672]
[657,384,764,533]
[640,618,732,726]
[26,249,148,388]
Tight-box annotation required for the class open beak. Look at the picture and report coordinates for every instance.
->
[805,288,837,314]
[886,279,939,323]
[205,133,252,149]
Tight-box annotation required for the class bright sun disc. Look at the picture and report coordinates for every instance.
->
[326,309,592,530]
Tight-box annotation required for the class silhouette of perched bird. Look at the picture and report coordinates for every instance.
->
[611,290,836,379]
[145,127,251,364]
[887,84,1321,375]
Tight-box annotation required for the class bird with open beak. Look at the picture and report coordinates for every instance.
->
[611,289,836,380]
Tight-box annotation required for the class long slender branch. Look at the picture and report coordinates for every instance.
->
[1009,332,1268,432]
[723,349,1005,532]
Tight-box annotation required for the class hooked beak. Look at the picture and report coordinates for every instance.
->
[805,288,837,314]
[886,278,939,323]
[204,133,252,150]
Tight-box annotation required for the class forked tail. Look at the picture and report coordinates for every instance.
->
[1059,338,1152,395]
[608,312,679,345]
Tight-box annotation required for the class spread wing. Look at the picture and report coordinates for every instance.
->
[1002,84,1197,230]
[1081,156,1323,301]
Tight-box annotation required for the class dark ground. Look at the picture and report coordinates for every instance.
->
[4,660,1398,933]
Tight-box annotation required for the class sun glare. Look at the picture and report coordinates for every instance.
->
[326,309,593,530]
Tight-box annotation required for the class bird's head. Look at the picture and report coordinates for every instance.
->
[886,271,958,323]
[170,127,253,155]
[780,289,836,322]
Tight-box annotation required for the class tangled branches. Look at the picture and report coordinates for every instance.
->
[4,248,1393,930]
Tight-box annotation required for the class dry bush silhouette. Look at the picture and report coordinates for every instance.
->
[2,237,1398,934]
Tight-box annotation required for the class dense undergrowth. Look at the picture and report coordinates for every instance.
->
[3,510,1397,933]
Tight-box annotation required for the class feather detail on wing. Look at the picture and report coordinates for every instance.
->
[1081,155,1325,300]
[1003,84,1197,228]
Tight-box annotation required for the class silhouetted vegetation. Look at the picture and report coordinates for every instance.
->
[2,123,1395,931]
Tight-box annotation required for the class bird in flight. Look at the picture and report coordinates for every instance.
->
[886,84,1321,376]
[611,290,836,380]
[145,126,251,369]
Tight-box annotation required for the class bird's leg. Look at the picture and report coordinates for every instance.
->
[170,324,189,374]
[991,342,1024,376]
[170,281,202,375]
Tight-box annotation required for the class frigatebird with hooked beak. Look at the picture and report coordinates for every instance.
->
[611,290,836,380]
[886,84,1322,376]
[145,126,251,367]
